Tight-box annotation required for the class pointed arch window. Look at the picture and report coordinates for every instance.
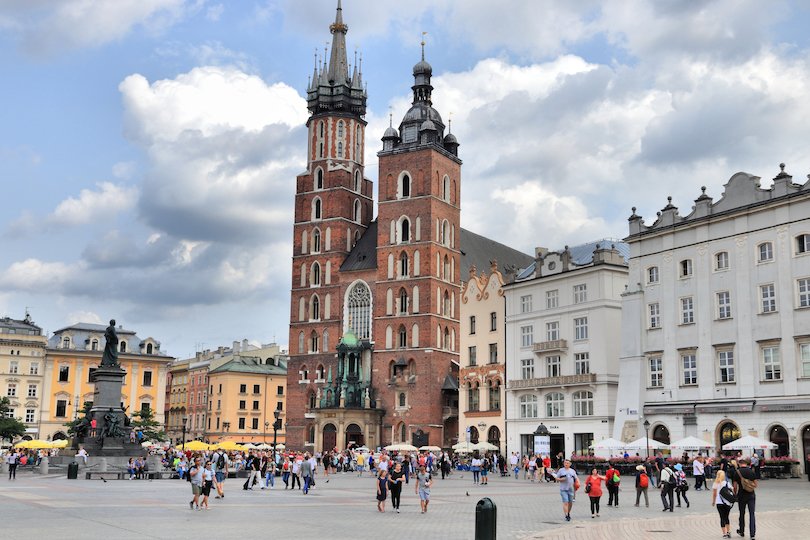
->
[355,126,362,162]
[399,252,409,277]
[441,220,449,246]
[399,288,408,315]
[399,217,411,243]
[310,331,319,353]
[353,199,361,222]
[443,255,450,280]
[322,329,329,351]
[443,327,450,350]
[311,262,321,286]
[312,228,321,253]
[346,281,371,339]
[398,326,407,348]
[443,290,451,317]
[337,120,345,138]
[442,175,451,202]
[337,141,344,158]
[315,168,324,190]
[399,173,411,199]
[312,197,322,220]
[298,332,305,353]
[311,295,320,320]
[354,170,361,192]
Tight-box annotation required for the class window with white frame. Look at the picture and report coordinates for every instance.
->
[27,384,37,398]
[796,234,810,254]
[573,284,587,304]
[546,392,564,417]
[761,346,781,381]
[521,358,535,379]
[758,242,774,262]
[647,266,659,284]
[649,303,661,329]
[800,343,810,378]
[760,284,777,313]
[468,346,477,366]
[574,317,588,340]
[520,295,533,313]
[546,290,559,309]
[573,390,594,416]
[546,321,559,341]
[575,352,590,375]
[715,251,729,270]
[9,360,18,374]
[29,362,39,375]
[520,394,538,418]
[649,356,663,388]
[6,383,16,397]
[717,291,732,319]
[680,259,693,277]
[798,278,810,308]
[546,356,561,377]
[681,353,697,385]
[681,296,694,324]
[717,349,735,383]
[520,325,533,348]
[25,409,35,423]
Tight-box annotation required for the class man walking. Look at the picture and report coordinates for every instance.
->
[735,458,757,539]
[301,453,313,494]
[212,449,228,498]
[189,457,204,510]
[6,450,19,480]
[415,464,432,513]
[555,460,579,522]
[244,452,261,490]
[659,462,675,512]
[693,455,705,491]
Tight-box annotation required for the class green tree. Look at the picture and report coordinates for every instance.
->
[0,397,27,443]
[130,408,166,442]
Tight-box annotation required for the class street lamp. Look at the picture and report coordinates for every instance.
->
[643,419,651,460]
[272,409,281,453]
[181,415,188,451]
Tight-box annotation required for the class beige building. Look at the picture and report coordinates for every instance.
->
[206,353,288,444]
[165,358,190,444]
[1,314,48,441]
[458,263,509,452]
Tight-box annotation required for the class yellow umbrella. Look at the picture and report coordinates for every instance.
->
[14,439,51,449]
[50,440,69,448]
[182,440,211,451]
[216,441,247,452]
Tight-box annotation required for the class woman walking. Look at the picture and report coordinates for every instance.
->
[585,468,606,518]
[200,461,214,510]
[635,464,650,507]
[674,463,690,508]
[471,455,482,485]
[481,455,489,485]
[281,456,291,489]
[389,462,405,513]
[711,470,734,538]
[376,469,389,513]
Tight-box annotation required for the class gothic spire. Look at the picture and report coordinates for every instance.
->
[327,0,349,85]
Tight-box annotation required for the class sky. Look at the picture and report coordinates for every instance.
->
[3,0,810,359]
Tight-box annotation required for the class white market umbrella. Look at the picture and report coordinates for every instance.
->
[669,436,715,451]
[452,441,475,453]
[472,441,499,452]
[625,437,669,450]
[590,438,627,450]
[255,443,271,450]
[385,443,418,452]
[274,443,286,450]
[419,445,442,452]
[722,435,777,451]
[243,443,257,449]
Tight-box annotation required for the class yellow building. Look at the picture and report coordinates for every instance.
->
[207,355,287,444]
[40,323,173,441]
[1,314,48,441]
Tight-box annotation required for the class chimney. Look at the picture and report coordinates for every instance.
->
[232,341,240,354]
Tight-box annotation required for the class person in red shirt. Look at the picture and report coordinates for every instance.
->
[542,455,553,482]
[586,468,607,517]
[605,464,621,506]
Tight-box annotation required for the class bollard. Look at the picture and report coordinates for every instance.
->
[40,456,49,475]
[67,461,79,479]
[99,458,108,472]
[475,497,497,540]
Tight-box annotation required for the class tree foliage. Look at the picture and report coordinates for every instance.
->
[0,397,27,442]
[130,408,166,441]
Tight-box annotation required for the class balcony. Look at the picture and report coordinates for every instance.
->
[533,339,568,353]
[442,405,458,420]
[507,373,596,389]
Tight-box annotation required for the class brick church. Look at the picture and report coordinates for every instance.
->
[286,1,531,451]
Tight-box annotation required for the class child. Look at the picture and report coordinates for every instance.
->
[201,461,214,510]
[376,469,389,512]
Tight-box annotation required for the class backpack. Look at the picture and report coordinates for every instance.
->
[612,472,621,484]
[639,473,649,488]
[719,482,736,504]
[216,453,226,471]
[739,474,756,493]
[666,468,677,486]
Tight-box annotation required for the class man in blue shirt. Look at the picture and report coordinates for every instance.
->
[555,460,579,521]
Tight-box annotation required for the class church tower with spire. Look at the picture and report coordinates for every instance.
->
[287,0,372,448]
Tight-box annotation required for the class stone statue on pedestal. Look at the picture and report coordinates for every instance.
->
[101,319,120,368]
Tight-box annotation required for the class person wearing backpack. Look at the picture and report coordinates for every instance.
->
[605,465,620,507]
[673,463,690,508]
[659,463,676,511]
[734,458,757,539]
[213,451,229,498]
[712,469,735,539]
[635,464,650,507]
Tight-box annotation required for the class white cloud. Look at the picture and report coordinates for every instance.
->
[48,182,138,227]
[206,3,224,21]
[67,310,103,325]
[2,0,191,56]
[112,161,137,180]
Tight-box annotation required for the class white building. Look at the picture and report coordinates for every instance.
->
[504,242,628,458]
[614,166,810,469]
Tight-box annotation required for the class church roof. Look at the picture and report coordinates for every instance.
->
[340,221,378,272]
[459,228,534,279]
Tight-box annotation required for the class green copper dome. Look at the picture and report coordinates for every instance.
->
[340,330,359,347]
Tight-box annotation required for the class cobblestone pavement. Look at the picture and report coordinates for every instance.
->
[1,469,809,539]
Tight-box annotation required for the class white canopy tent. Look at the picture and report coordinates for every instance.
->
[590,438,627,450]
[722,435,777,451]
[624,437,669,450]
[669,436,715,451]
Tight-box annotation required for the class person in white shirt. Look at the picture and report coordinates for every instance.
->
[510,452,519,479]
[711,469,734,538]
[693,456,705,491]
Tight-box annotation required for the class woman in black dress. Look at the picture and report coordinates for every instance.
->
[389,462,405,513]
[376,469,389,512]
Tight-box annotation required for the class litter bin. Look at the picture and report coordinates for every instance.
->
[475,497,497,540]
[67,461,79,480]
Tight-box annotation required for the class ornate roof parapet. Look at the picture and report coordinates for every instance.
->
[627,164,810,239]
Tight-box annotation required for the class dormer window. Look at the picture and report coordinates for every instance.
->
[119,340,127,353]
[62,336,71,349]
